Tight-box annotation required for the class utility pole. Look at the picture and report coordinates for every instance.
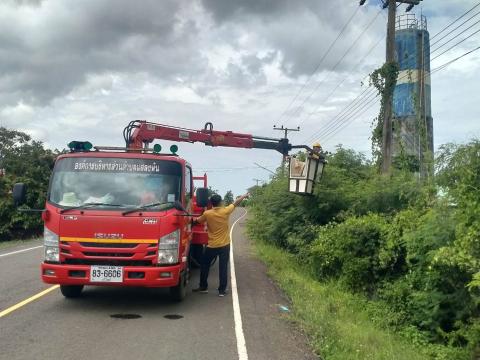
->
[359,0,423,174]
[252,178,262,186]
[382,0,397,174]
[273,125,300,173]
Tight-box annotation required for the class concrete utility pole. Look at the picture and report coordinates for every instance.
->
[382,0,397,174]
[273,125,300,173]
[359,0,423,174]
[252,178,262,186]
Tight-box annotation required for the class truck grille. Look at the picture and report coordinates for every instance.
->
[78,242,138,248]
[65,259,152,266]
[83,252,135,257]
[60,241,158,266]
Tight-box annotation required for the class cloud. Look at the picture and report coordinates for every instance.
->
[201,0,385,77]
[0,0,207,107]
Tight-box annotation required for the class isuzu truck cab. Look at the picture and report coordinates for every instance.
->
[15,144,209,301]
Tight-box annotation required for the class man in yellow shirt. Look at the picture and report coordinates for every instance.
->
[193,192,249,297]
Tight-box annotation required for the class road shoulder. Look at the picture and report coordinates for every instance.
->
[232,209,318,360]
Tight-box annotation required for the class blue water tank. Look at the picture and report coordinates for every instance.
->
[393,28,431,118]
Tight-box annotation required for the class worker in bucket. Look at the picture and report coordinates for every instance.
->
[311,142,322,159]
[193,192,250,297]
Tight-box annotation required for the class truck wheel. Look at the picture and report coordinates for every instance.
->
[170,272,187,302]
[60,285,84,298]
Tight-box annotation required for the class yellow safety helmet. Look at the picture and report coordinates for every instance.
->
[312,142,321,148]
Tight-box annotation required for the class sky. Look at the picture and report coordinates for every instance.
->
[0,0,479,196]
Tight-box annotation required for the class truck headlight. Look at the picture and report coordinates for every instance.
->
[44,226,59,262]
[158,230,179,265]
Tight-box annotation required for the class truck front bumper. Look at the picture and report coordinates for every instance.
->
[41,262,182,287]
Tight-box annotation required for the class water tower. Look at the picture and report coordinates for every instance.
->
[392,14,433,174]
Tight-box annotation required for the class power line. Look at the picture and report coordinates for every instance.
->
[431,18,480,55]
[433,44,480,71]
[431,26,480,61]
[317,46,480,144]
[430,9,480,48]
[295,33,385,132]
[284,8,383,125]
[322,96,380,144]
[195,165,276,172]
[303,4,480,145]
[304,86,376,143]
[305,89,378,143]
[316,91,379,140]
[430,1,480,40]
[273,6,360,125]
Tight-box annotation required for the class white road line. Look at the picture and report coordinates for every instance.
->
[230,208,249,360]
[0,245,43,258]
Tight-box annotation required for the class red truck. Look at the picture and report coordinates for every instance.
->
[12,121,324,301]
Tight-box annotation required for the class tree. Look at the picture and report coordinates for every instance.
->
[224,190,234,205]
[0,127,58,240]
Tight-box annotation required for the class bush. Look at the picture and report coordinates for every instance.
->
[247,140,480,356]
[309,214,390,294]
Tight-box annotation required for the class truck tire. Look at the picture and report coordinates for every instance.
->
[60,285,84,298]
[170,272,187,302]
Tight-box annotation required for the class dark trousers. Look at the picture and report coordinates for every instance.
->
[199,244,230,292]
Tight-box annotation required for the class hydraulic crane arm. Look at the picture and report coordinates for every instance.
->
[123,120,312,155]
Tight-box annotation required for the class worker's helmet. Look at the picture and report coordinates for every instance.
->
[312,142,321,148]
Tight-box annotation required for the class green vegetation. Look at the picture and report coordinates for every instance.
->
[255,242,466,360]
[0,127,58,241]
[247,141,480,359]
[224,190,234,205]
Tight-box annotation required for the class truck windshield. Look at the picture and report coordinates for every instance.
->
[49,157,182,210]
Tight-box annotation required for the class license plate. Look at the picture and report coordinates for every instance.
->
[90,265,123,283]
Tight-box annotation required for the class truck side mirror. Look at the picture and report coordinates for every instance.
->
[173,200,186,212]
[13,183,27,206]
[195,188,209,208]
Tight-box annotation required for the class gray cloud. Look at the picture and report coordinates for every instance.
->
[0,0,206,106]
[201,0,384,77]
[5,0,45,7]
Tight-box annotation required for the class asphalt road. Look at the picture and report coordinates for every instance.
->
[0,209,316,360]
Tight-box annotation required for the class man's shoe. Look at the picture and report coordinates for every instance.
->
[218,290,228,297]
[192,287,208,293]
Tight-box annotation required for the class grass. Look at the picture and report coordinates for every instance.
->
[254,241,467,360]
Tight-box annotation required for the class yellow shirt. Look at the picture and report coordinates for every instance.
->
[196,204,235,248]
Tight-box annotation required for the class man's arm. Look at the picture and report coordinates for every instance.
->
[193,213,207,225]
[232,192,250,207]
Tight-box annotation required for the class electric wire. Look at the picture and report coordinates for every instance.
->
[313,47,480,145]
[195,165,277,173]
[432,45,480,72]
[316,91,379,141]
[303,6,480,145]
[430,9,480,48]
[273,5,360,125]
[431,26,480,61]
[323,97,380,142]
[431,18,480,54]
[283,8,384,126]
[430,1,480,40]
[295,33,385,132]
[305,89,378,143]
